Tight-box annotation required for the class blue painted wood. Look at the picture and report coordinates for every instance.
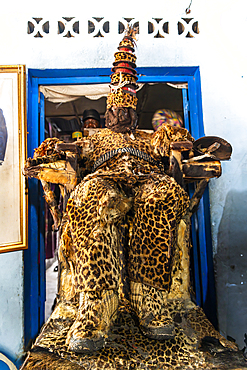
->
[187,69,217,327]
[187,77,201,140]
[187,75,208,307]
[36,74,192,86]
[195,189,217,329]
[182,88,190,131]
[201,186,218,329]
[187,72,205,139]
[138,66,198,76]
[182,85,202,307]
[28,66,198,79]
[194,68,205,138]
[38,93,46,327]
[197,196,209,301]
[39,93,45,143]
[29,68,112,78]
[24,82,48,347]
[191,211,202,307]
[24,76,40,346]
[37,77,111,85]
[138,75,190,83]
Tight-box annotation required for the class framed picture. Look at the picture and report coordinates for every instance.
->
[0,65,27,253]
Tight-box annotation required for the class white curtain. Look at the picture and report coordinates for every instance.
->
[39,84,110,103]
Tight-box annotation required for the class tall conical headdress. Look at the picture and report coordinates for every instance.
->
[107,26,138,111]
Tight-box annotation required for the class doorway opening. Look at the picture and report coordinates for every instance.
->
[24,67,216,347]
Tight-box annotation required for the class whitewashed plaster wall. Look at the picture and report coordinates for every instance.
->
[0,252,24,367]
[0,0,247,362]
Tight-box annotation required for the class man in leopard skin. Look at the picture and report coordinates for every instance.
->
[24,27,216,354]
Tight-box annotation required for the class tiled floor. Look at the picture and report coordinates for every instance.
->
[45,259,58,321]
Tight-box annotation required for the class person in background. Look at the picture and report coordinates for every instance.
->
[152,109,183,131]
[83,109,101,129]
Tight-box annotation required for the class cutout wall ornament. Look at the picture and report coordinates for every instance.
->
[27,17,199,38]
[27,18,49,38]
[58,17,80,38]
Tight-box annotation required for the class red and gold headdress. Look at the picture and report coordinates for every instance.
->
[107,25,138,110]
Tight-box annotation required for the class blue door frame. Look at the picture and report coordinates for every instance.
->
[24,66,217,348]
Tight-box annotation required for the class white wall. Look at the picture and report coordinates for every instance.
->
[0,251,24,367]
[0,0,246,359]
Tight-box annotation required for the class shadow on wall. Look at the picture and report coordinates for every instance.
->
[215,189,247,349]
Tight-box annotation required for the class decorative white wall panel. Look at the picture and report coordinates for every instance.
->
[27,17,199,38]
